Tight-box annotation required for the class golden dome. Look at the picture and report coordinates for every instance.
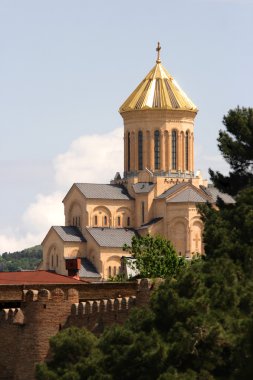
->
[119,43,198,114]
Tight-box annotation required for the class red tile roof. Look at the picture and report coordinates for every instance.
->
[0,270,88,285]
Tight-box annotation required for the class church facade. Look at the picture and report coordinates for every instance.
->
[41,44,233,280]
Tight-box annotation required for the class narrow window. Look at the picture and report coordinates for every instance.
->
[94,215,98,226]
[185,131,189,171]
[113,266,117,276]
[141,201,145,224]
[117,216,121,227]
[51,254,54,268]
[108,266,112,277]
[56,255,58,267]
[127,132,131,171]
[172,130,177,170]
[104,216,108,226]
[154,130,160,170]
[138,131,143,170]
[72,217,75,225]
[78,216,81,227]
[127,217,130,227]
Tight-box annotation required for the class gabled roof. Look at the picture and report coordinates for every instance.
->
[52,226,86,243]
[0,270,86,285]
[79,258,100,278]
[167,188,208,203]
[66,183,133,201]
[157,182,187,199]
[132,182,155,194]
[200,185,235,204]
[157,182,211,204]
[85,227,137,248]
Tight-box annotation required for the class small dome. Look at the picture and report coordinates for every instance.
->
[119,44,198,114]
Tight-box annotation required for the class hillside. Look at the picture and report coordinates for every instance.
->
[0,245,42,272]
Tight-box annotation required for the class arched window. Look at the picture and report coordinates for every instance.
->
[51,254,54,268]
[127,132,131,171]
[138,131,143,170]
[94,215,98,226]
[56,255,58,267]
[141,201,145,224]
[113,266,117,276]
[108,266,112,277]
[104,216,108,226]
[185,131,189,171]
[127,217,130,227]
[172,130,177,170]
[117,216,121,227]
[154,130,160,170]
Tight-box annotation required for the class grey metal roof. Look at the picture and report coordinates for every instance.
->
[167,188,207,203]
[200,185,235,204]
[132,182,155,194]
[85,227,137,248]
[79,258,100,278]
[75,183,132,200]
[138,217,163,230]
[52,226,86,242]
[157,182,187,199]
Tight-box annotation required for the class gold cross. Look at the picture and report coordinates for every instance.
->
[156,42,161,63]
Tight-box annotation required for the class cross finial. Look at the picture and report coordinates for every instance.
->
[156,42,161,63]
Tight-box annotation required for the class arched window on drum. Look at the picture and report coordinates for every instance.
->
[185,131,189,171]
[172,130,177,170]
[138,131,143,170]
[154,130,160,170]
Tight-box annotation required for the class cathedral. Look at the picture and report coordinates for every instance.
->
[41,44,234,281]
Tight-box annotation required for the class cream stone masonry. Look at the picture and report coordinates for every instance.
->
[41,44,234,280]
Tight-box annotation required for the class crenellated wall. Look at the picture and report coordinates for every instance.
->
[0,279,152,380]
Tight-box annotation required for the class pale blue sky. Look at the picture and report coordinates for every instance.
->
[0,0,253,251]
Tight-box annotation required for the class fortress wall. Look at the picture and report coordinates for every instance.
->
[0,279,152,380]
[0,281,137,302]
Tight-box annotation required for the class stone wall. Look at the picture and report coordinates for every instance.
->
[0,279,152,380]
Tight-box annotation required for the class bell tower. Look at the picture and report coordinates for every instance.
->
[119,43,198,180]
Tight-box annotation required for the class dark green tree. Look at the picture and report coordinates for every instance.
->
[210,107,253,195]
[123,234,185,278]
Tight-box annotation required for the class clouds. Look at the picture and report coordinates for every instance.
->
[54,128,123,188]
[0,128,123,253]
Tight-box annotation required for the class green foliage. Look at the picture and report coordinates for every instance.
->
[199,188,253,270]
[0,245,42,271]
[210,106,253,195]
[123,235,186,278]
[36,257,253,380]
[36,327,107,380]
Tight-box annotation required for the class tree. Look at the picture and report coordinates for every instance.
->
[123,235,185,279]
[210,107,253,195]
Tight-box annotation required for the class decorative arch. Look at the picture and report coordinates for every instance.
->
[190,219,203,254]
[91,206,112,227]
[47,244,60,271]
[115,206,132,228]
[68,201,82,228]
[106,256,121,279]
[169,217,187,255]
